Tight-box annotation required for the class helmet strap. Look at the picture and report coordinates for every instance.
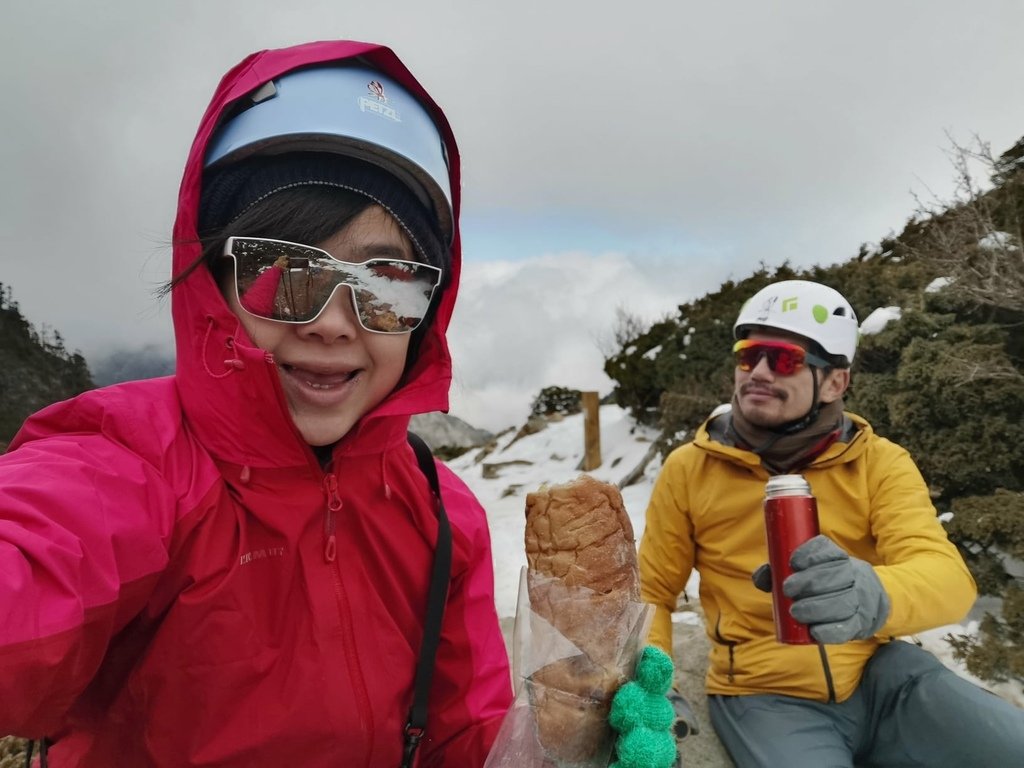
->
[733,368,823,459]
[770,368,823,436]
[729,372,847,474]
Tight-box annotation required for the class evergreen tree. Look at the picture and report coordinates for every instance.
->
[0,283,95,445]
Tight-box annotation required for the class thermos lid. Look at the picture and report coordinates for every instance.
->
[765,474,811,498]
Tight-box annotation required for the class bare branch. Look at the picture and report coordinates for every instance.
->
[909,135,1024,313]
[941,350,1024,388]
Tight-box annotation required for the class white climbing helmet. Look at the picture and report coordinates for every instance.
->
[734,280,859,366]
[204,63,453,244]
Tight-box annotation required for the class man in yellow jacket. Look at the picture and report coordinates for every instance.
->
[639,279,1024,767]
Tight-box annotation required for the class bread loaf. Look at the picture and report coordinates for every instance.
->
[524,474,640,765]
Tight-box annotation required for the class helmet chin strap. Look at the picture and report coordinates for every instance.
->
[750,369,824,456]
[774,368,823,435]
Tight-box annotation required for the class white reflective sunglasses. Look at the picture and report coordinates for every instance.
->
[222,236,442,334]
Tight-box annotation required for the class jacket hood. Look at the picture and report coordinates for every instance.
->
[170,41,461,468]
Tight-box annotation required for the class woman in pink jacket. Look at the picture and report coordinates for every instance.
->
[0,40,513,767]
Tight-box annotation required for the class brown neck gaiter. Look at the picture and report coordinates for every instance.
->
[728,396,846,474]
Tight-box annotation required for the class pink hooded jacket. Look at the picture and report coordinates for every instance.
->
[0,40,513,767]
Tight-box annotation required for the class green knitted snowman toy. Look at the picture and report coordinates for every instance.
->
[608,646,678,768]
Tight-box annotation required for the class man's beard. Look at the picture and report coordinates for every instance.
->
[737,383,790,427]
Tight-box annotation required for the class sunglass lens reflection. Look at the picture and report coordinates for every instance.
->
[736,345,804,375]
[231,239,439,332]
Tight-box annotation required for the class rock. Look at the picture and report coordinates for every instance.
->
[481,460,533,479]
[409,411,493,451]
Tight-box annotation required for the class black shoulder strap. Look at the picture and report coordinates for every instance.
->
[401,432,452,768]
[25,738,48,768]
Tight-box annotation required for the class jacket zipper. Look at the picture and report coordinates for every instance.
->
[713,615,738,684]
[323,474,341,562]
[716,613,837,701]
[817,644,837,702]
[322,472,375,765]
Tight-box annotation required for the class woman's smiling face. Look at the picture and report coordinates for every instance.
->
[223,205,414,446]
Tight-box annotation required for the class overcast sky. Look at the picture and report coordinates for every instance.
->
[4,1,1024,431]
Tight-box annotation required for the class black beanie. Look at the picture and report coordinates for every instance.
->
[199,153,449,275]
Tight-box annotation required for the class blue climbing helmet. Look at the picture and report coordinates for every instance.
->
[204,62,453,244]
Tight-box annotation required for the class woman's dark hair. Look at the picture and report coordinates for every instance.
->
[165,175,450,375]
[170,184,377,290]
[167,152,449,288]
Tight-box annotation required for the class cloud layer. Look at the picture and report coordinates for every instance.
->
[4,1,1024,429]
[448,250,710,431]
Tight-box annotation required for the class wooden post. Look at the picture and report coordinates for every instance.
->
[581,391,602,471]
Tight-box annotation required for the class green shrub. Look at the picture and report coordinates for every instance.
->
[948,583,1024,685]
[658,390,725,454]
[0,284,94,443]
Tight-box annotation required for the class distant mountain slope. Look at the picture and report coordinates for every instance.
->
[0,285,93,447]
[90,344,175,386]
[409,411,493,453]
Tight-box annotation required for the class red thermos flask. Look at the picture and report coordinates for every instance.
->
[763,474,820,644]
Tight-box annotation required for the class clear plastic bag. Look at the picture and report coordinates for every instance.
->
[485,568,653,768]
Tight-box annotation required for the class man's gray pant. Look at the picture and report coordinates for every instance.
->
[708,640,1024,768]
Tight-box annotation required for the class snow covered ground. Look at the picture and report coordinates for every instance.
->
[445,404,1024,708]
[446,404,666,622]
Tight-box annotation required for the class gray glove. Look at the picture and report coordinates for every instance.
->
[752,535,891,644]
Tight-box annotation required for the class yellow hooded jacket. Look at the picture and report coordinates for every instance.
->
[640,410,976,702]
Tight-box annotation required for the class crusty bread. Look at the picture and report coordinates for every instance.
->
[525,475,639,596]
[523,474,640,764]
